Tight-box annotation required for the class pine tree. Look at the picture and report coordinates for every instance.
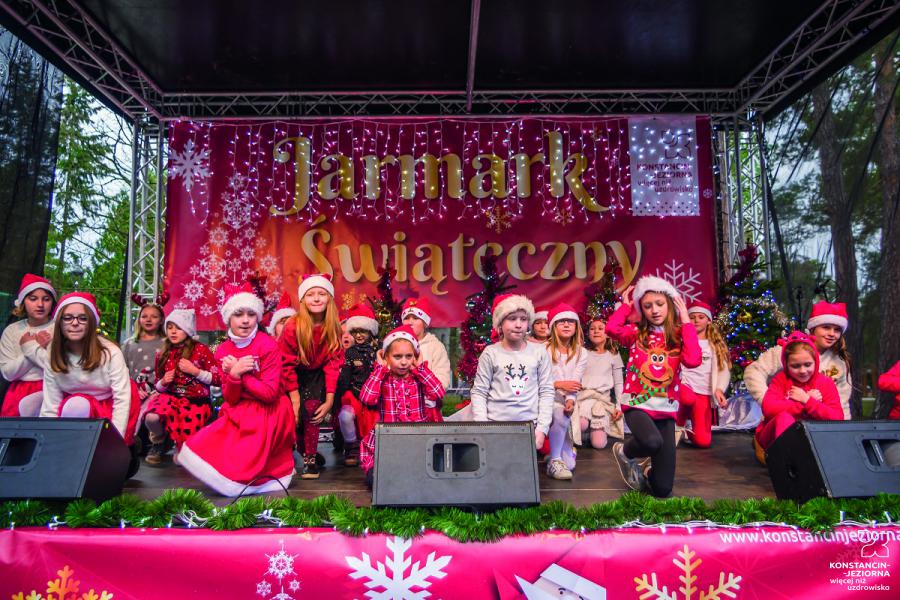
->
[367,258,403,339]
[581,255,622,324]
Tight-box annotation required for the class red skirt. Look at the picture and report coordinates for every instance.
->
[58,380,141,445]
[144,393,212,448]
[1,379,43,417]
[341,391,379,441]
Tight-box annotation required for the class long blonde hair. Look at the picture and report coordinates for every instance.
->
[293,296,342,365]
[637,294,682,350]
[547,320,584,364]
[132,304,164,341]
[706,321,731,370]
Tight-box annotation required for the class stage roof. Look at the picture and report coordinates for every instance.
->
[1,0,897,120]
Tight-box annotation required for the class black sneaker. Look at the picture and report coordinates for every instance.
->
[144,442,164,466]
[301,454,320,479]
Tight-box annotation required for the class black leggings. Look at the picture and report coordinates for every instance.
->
[623,409,676,498]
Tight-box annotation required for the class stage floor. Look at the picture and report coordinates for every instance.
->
[123,430,775,506]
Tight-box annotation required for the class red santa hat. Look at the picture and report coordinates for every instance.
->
[17,273,57,305]
[778,330,820,374]
[491,294,535,330]
[687,301,713,321]
[532,305,550,323]
[266,292,297,336]
[633,275,681,305]
[401,297,433,327]
[382,324,420,355]
[806,301,848,333]
[220,282,265,325]
[165,308,198,339]
[548,302,580,327]
[53,291,100,323]
[297,273,334,300]
[345,303,379,336]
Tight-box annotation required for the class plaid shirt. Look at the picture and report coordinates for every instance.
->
[359,363,444,471]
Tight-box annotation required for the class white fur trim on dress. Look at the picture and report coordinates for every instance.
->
[382,330,419,354]
[178,443,295,497]
[17,282,57,305]
[297,275,334,299]
[687,306,712,321]
[401,306,431,327]
[806,314,848,333]
[633,275,680,304]
[492,295,535,330]
[549,310,580,326]
[346,315,379,336]
[220,292,265,324]
[267,308,297,336]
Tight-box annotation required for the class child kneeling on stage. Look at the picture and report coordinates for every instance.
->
[755,331,843,452]
[359,325,445,488]
[335,303,381,466]
[143,309,220,466]
[179,283,296,496]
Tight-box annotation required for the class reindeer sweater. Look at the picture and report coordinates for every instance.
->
[470,342,555,435]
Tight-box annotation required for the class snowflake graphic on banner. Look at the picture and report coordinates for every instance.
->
[255,540,301,600]
[634,544,742,600]
[655,260,702,303]
[346,535,452,599]
[176,174,282,317]
[169,138,210,192]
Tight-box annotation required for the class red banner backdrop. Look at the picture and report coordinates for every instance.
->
[164,117,717,330]
[2,526,897,598]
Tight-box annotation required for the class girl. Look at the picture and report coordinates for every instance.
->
[335,303,380,466]
[745,301,852,419]
[545,303,588,480]
[266,291,296,340]
[279,273,344,479]
[755,331,843,451]
[1,274,56,417]
[358,325,444,487]
[607,276,701,497]
[576,316,625,449]
[179,283,295,496]
[143,309,220,466]
[676,302,731,448]
[878,360,900,420]
[39,293,141,446]
[528,306,551,344]
[470,294,555,449]
[121,295,166,386]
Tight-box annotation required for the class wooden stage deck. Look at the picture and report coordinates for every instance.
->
[123,430,775,507]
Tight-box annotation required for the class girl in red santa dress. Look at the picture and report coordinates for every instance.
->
[279,274,344,480]
[40,292,141,446]
[179,283,296,496]
[142,308,220,466]
[1,274,57,417]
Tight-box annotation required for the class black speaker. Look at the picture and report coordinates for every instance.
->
[766,420,900,503]
[372,421,541,508]
[0,418,131,501]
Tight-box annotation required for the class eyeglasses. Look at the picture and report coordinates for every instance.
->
[61,315,89,324]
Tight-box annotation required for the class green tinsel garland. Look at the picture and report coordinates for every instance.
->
[2,491,898,542]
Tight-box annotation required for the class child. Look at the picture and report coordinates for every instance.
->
[401,297,452,391]
[745,301,852,419]
[545,303,588,480]
[121,295,166,385]
[143,309,220,466]
[266,291,296,340]
[878,360,900,420]
[577,316,625,449]
[470,294,555,449]
[0,274,56,417]
[335,303,380,466]
[754,331,843,452]
[279,273,344,479]
[528,306,551,344]
[39,293,141,446]
[607,276,701,497]
[676,302,731,448]
[179,283,296,496]
[359,325,445,487]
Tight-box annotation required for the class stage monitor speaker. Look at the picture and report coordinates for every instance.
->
[766,420,900,503]
[0,418,130,501]
[372,421,540,508]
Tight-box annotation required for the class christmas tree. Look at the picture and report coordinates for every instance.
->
[367,258,404,339]
[456,253,516,383]
[581,255,622,325]
[714,245,791,384]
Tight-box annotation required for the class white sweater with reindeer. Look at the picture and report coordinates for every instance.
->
[470,342,555,435]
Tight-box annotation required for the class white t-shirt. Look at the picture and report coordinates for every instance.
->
[681,339,714,395]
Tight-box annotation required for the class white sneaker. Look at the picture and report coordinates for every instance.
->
[674,426,685,447]
[613,442,646,491]
[547,458,573,480]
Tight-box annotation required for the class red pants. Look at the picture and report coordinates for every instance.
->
[754,411,797,452]
[676,386,714,448]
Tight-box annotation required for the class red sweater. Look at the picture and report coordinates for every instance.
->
[877,360,900,420]
[278,318,344,394]
[760,371,844,425]
[154,342,220,401]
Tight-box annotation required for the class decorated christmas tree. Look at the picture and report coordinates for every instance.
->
[367,258,404,339]
[581,256,622,324]
[456,253,515,383]
[714,245,791,384]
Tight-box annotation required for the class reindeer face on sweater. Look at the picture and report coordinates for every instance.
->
[639,342,675,389]
[504,363,529,395]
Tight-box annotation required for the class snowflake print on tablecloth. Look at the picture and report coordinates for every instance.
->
[254,540,300,600]
[655,260,702,303]
[346,535,452,599]
[169,139,210,192]
[634,544,741,600]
